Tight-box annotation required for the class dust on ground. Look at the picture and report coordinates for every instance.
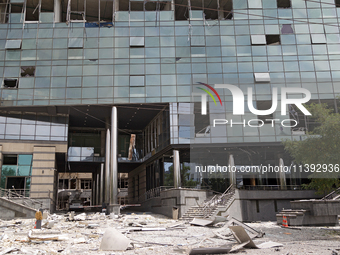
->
[0,212,340,255]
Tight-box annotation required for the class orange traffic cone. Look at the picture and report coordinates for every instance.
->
[282,215,288,227]
[34,221,36,229]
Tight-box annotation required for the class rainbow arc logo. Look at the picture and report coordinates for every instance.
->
[196,82,223,107]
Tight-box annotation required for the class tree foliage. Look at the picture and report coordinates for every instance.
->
[283,103,340,194]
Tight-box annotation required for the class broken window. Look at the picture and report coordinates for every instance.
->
[281,24,294,34]
[66,0,85,22]
[10,2,23,13]
[251,35,266,45]
[58,179,69,189]
[5,40,21,49]
[130,0,143,11]
[145,0,171,11]
[3,78,18,88]
[336,0,340,7]
[266,35,281,45]
[25,0,40,21]
[20,66,35,77]
[175,0,188,20]
[130,37,144,47]
[256,101,274,123]
[311,34,326,44]
[220,0,233,20]
[254,73,270,83]
[3,155,18,165]
[0,0,9,23]
[100,0,113,22]
[277,0,291,8]
[81,179,92,189]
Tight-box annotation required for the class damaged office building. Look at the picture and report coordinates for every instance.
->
[0,0,336,221]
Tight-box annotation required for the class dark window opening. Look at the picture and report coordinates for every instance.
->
[119,0,129,11]
[281,24,294,34]
[145,1,170,11]
[0,1,8,23]
[21,66,35,77]
[68,0,85,21]
[175,0,188,20]
[256,200,260,213]
[256,101,275,124]
[277,0,291,8]
[81,179,92,189]
[41,0,53,12]
[130,1,144,11]
[336,0,340,7]
[59,179,69,189]
[194,102,210,135]
[266,35,281,45]
[3,78,18,88]
[85,0,98,22]
[100,0,113,22]
[25,0,39,21]
[70,179,76,189]
[10,3,23,13]
[6,177,25,190]
[3,155,18,165]
[203,0,218,20]
[274,200,278,212]
[221,0,233,20]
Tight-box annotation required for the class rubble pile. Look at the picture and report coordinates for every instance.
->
[0,212,339,254]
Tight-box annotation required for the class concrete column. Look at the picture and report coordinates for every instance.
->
[96,171,100,206]
[100,163,104,204]
[173,150,181,188]
[105,128,110,204]
[279,158,287,189]
[110,106,118,204]
[228,154,236,185]
[54,0,62,22]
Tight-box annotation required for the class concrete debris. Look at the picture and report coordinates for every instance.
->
[189,246,231,254]
[74,212,87,221]
[0,212,337,254]
[190,218,214,226]
[226,217,264,238]
[229,226,283,249]
[100,228,130,251]
[28,230,68,242]
[42,220,54,229]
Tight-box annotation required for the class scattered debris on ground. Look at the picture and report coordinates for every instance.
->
[0,212,339,254]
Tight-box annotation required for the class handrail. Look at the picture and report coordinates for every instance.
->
[0,187,42,209]
[201,184,235,218]
[240,185,305,191]
[322,187,340,200]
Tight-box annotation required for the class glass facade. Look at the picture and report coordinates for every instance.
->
[0,1,338,172]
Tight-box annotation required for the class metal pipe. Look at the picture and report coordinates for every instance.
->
[100,163,104,204]
[105,128,110,204]
[110,106,118,204]
[173,150,181,188]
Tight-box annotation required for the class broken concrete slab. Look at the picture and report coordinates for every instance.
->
[190,218,214,226]
[226,217,264,238]
[189,246,231,255]
[229,226,283,249]
[228,226,257,248]
[100,228,130,251]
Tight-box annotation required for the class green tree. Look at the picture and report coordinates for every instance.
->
[163,164,197,187]
[283,103,340,194]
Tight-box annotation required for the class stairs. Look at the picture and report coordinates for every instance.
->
[0,188,42,219]
[181,184,236,221]
[0,197,37,220]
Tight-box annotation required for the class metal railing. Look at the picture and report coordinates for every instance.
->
[0,187,42,210]
[322,187,340,200]
[202,184,235,218]
[239,185,304,191]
